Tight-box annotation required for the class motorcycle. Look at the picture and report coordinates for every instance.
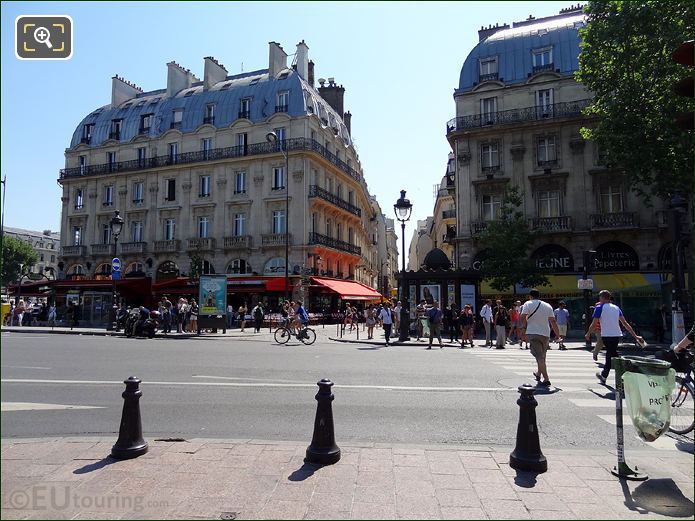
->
[124,308,160,338]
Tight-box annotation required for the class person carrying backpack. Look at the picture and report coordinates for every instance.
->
[426,300,444,349]
[252,302,264,333]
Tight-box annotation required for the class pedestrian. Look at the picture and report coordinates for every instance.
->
[47,302,57,326]
[553,301,570,350]
[426,300,444,349]
[393,300,402,334]
[179,298,189,332]
[415,300,427,341]
[654,304,667,344]
[238,302,247,332]
[480,299,494,347]
[447,304,459,343]
[378,301,394,346]
[227,302,235,329]
[459,304,474,348]
[189,299,199,334]
[493,301,509,349]
[161,297,172,334]
[252,302,264,333]
[586,290,644,385]
[520,288,562,388]
[508,300,521,344]
[366,304,376,339]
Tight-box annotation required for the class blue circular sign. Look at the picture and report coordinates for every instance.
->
[112,257,121,272]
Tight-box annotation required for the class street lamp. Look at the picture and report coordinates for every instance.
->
[109,210,124,330]
[394,190,413,341]
[266,131,290,304]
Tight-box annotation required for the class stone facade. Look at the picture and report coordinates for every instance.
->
[4,227,61,279]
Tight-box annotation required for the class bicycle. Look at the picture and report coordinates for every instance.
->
[658,348,694,435]
[274,323,316,345]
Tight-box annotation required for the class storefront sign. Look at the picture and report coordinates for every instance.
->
[531,244,574,272]
[199,275,227,316]
[594,241,639,272]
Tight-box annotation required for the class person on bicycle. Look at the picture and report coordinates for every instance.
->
[280,300,291,328]
[296,301,309,337]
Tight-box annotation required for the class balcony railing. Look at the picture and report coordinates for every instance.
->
[262,233,291,247]
[223,236,252,249]
[530,216,573,232]
[60,138,362,183]
[153,239,180,253]
[275,105,288,113]
[479,72,499,82]
[308,185,362,217]
[108,131,121,140]
[532,63,555,73]
[471,221,491,235]
[203,116,215,125]
[187,237,216,251]
[446,99,591,134]
[309,232,361,256]
[91,244,112,255]
[62,245,86,257]
[481,165,501,174]
[80,136,91,144]
[238,110,251,119]
[120,242,147,254]
[590,212,638,230]
[442,209,456,220]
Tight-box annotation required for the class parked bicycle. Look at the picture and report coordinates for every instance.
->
[657,348,694,435]
[274,323,316,345]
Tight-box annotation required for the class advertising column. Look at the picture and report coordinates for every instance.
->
[198,275,228,333]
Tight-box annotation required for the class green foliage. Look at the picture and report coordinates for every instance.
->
[577,0,694,202]
[1,236,39,285]
[188,250,203,280]
[477,186,549,292]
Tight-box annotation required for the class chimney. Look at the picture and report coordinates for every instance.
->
[167,61,196,97]
[43,229,52,236]
[343,111,352,134]
[308,60,315,87]
[268,41,288,77]
[318,78,345,118]
[477,22,510,42]
[295,40,309,80]
[203,56,228,89]
[111,75,143,107]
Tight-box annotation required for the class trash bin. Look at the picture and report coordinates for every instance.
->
[619,355,676,442]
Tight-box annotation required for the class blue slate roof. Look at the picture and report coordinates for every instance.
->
[69,68,352,148]
[458,12,585,93]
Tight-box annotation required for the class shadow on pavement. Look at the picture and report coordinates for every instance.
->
[73,456,118,474]
[513,470,540,488]
[288,461,321,482]
[674,437,694,454]
[620,478,695,517]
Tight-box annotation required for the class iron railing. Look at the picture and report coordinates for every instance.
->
[471,221,491,235]
[275,105,288,113]
[203,116,215,125]
[153,239,180,252]
[308,185,362,217]
[530,216,573,232]
[108,131,120,140]
[238,110,251,119]
[60,138,362,183]
[62,245,86,257]
[590,212,638,230]
[446,99,591,134]
[187,237,216,251]
[262,233,291,246]
[442,209,456,220]
[532,63,555,73]
[479,72,499,82]
[120,242,147,254]
[223,236,252,249]
[308,232,361,256]
[91,244,112,255]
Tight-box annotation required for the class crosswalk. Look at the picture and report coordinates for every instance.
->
[469,346,691,451]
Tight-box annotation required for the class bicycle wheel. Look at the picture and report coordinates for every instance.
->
[669,376,694,435]
[274,327,290,345]
[300,328,316,345]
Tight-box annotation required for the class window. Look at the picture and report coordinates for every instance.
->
[133,182,144,204]
[237,133,248,155]
[171,109,183,129]
[336,223,343,241]
[103,185,114,206]
[235,171,246,194]
[107,151,117,171]
[228,259,250,275]
[480,142,499,170]
[233,213,246,235]
[199,175,211,197]
[131,221,144,242]
[482,194,502,221]
[311,212,318,233]
[276,91,289,112]
[40,253,44,262]
[82,124,94,143]
[264,257,285,275]
[600,185,623,213]
[479,57,498,80]
[75,188,84,209]
[272,210,286,234]
[102,223,112,245]
[198,216,209,238]
[537,190,561,217]
[78,155,86,175]
[201,138,213,159]
[536,89,554,117]
[50,255,55,263]
[126,262,144,274]
[537,136,557,165]
[272,167,285,190]
[348,227,354,245]
[336,261,342,278]
[326,218,333,238]
[337,184,343,200]
[140,114,153,133]
[165,179,176,201]
[168,143,178,164]
[110,119,122,140]
[480,97,497,124]
[348,190,354,206]
[164,218,176,240]
[72,226,82,246]
[532,47,553,72]
[274,127,286,143]
[137,147,147,167]
[204,104,215,124]
[239,98,251,119]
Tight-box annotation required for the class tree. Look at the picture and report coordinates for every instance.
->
[576,0,694,203]
[477,187,549,292]
[0,236,39,286]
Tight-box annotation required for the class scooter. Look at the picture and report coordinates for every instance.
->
[124,308,161,338]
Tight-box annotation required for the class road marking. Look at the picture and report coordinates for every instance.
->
[568,398,615,407]
[1,402,105,412]
[192,375,311,384]
[4,365,52,370]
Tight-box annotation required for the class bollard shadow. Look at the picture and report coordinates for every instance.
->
[288,462,321,482]
[587,388,616,400]
[674,437,694,454]
[73,456,118,474]
[513,470,540,488]
[533,385,560,395]
[619,477,695,517]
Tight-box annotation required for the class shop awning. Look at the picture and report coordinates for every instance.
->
[311,277,382,301]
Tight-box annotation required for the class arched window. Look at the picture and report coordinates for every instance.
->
[66,264,85,280]
[94,263,112,280]
[201,260,215,275]
[263,257,285,275]
[156,261,179,281]
[227,259,251,275]
[125,262,145,277]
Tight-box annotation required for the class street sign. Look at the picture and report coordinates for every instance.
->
[112,257,121,272]
[112,271,121,280]
[577,278,594,290]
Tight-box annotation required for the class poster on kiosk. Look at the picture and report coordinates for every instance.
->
[199,275,227,316]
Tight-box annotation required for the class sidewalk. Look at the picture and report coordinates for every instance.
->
[2,436,692,520]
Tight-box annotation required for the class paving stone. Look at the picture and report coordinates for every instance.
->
[472,481,519,500]
[355,471,394,487]
[394,479,435,497]
[430,473,473,490]
[257,499,308,520]
[309,492,353,511]
[466,468,508,484]
[350,501,396,519]
[435,488,482,508]
[460,456,500,470]
[395,494,440,518]
[527,508,578,519]
[229,445,266,457]
[505,473,556,494]
[394,466,431,483]
[480,498,531,519]
[271,482,315,502]
[516,492,571,511]
[304,506,350,520]
[392,447,426,456]
[393,454,428,467]
[567,501,619,519]
[359,448,392,460]
[191,448,231,461]
[313,477,356,494]
[428,459,466,475]
[571,465,614,481]
[352,485,394,504]
[553,485,602,504]
[439,506,488,519]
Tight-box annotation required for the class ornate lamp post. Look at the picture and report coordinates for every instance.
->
[109,210,124,330]
[394,190,413,341]
[266,131,290,304]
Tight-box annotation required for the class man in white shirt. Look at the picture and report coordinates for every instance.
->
[393,301,402,335]
[586,290,644,384]
[520,289,562,388]
[480,299,494,347]
[378,302,394,346]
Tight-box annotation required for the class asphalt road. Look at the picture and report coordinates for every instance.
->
[0,330,669,451]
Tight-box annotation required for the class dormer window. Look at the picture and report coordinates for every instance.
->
[81,124,94,144]
[109,119,122,140]
[276,91,289,113]
[532,47,553,73]
[479,57,498,82]
[171,109,183,130]
[204,104,215,125]
[140,114,153,134]
[239,98,251,119]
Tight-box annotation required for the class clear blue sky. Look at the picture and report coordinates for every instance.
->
[1,0,571,264]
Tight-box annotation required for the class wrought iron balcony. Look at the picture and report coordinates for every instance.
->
[530,216,573,232]
[120,242,147,254]
[479,72,499,82]
[308,185,362,218]
[532,63,555,73]
[62,245,86,257]
[446,99,591,134]
[60,138,362,184]
[203,116,215,125]
[139,126,150,134]
[153,239,180,253]
[442,209,456,220]
[481,165,501,174]
[471,221,491,235]
[108,131,121,140]
[169,122,181,130]
[275,105,288,113]
[187,237,216,251]
[537,159,558,168]
[238,110,251,119]
[590,212,638,230]
[223,235,252,250]
[91,244,112,255]
[80,136,91,144]
[308,232,361,256]
[262,233,291,247]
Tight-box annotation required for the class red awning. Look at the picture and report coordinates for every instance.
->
[311,277,382,301]
[265,277,292,292]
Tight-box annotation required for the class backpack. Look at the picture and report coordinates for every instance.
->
[253,307,263,320]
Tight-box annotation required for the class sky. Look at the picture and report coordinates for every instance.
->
[1,0,572,266]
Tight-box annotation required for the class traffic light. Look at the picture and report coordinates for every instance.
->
[672,40,693,130]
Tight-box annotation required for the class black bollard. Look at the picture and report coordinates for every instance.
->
[305,379,341,465]
[111,376,148,460]
[509,384,547,473]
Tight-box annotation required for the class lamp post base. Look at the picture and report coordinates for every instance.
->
[398,308,410,342]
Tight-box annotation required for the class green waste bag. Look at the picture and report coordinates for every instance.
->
[622,367,676,442]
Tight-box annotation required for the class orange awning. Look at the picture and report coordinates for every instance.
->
[311,277,382,301]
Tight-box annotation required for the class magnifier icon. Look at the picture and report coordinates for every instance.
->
[33,26,53,49]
